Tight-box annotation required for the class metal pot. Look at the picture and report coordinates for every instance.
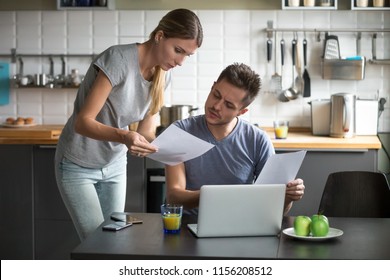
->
[160,105,198,127]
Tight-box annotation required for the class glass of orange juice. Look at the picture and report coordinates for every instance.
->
[273,120,289,139]
[161,204,183,234]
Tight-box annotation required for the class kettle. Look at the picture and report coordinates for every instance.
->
[330,93,356,138]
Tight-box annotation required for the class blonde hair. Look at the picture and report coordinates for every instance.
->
[148,9,203,115]
[148,66,165,115]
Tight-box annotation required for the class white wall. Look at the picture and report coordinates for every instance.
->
[0,9,389,132]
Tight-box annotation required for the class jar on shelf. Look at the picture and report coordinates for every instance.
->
[320,0,332,6]
[304,0,315,7]
[356,0,368,7]
[288,0,300,7]
[373,0,384,7]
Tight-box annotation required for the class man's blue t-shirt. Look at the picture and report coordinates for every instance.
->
[174,115,275,190]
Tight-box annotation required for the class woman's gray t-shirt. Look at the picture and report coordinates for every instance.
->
[57,43,167,168]
[174,115,275,190]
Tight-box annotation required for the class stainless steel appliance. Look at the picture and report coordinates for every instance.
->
[330,93,356,138]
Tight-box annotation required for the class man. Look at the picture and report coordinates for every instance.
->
[165,63,305,214]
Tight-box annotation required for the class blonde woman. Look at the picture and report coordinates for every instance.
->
[55,9,203,240]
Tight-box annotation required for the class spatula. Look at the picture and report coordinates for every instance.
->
[302,38,311,98]
[270,34,282,95]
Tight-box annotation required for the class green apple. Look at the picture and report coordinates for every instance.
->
[294,216,312,236]
[310,214,329,237]
[311,214,329,225]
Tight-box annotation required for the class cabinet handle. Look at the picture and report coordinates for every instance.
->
[37,145,57,149]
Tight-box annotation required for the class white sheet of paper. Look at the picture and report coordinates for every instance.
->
[255,150,307,184]
[147,124,215,166]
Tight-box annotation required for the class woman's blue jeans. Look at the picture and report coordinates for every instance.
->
[55,154,127,241]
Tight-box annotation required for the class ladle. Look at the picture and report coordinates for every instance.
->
[281,38,299,101]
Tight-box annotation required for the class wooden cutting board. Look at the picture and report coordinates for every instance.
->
[0,125,63,139]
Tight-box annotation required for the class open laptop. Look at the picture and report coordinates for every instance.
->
[187,184,286,238]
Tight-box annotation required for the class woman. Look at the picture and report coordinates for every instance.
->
[55,9,203,240]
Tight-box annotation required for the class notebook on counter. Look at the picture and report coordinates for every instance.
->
[187,184,286,238]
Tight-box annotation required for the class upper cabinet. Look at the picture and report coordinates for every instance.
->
[282,0,338,10]
[351,0,390,10]
[57,0,115,10]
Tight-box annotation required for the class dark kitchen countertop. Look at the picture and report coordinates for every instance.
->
[71,213,390,260]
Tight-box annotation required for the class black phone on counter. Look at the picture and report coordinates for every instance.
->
[102,221,133,231]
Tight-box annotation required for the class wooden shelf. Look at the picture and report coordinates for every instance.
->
[350,0,390,10]
[56,0,115,10]
[282,0,338,10]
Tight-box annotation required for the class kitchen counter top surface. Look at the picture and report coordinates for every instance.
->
[0,125,62,144]
[267,131,381,150]
[0,125,382,149]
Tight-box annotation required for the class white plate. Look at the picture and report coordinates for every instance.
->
[1,123,37,128]
[282,227,343,241]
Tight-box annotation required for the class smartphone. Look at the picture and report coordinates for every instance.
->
[110,212,143,224]
[102,221,133,231]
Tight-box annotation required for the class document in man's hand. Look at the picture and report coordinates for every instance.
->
[147,124,215,166]
[254,150,307,184]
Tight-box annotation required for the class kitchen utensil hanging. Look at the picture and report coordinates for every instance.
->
[302,36,311,98]
[281,35,299,101]
[323,33,340,59]
[270,33,282,95]
[369,32,390,64]
[294,37,304,97]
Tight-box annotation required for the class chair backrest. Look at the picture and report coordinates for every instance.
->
[318,171,390,218]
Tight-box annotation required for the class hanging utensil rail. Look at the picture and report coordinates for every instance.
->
[0,48,96,63]
[265,26,390,39]
[265,21,390,65]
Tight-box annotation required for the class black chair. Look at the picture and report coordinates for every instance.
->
[318,171,390,218]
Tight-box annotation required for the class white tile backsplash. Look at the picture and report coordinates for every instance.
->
[0,9,389,133]
[118,11,144,23]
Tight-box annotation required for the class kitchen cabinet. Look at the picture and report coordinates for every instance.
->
[0,145,34,260]
[278,148,378,216]
[125,157,165,213]
[0,143,149,259]
[124,156,145,212]
[33,145,79,260]
[0,145,79,259]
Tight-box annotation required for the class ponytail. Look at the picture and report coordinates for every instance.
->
[149,66,166,115]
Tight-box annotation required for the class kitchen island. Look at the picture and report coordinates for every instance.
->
[0,125,382,259]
